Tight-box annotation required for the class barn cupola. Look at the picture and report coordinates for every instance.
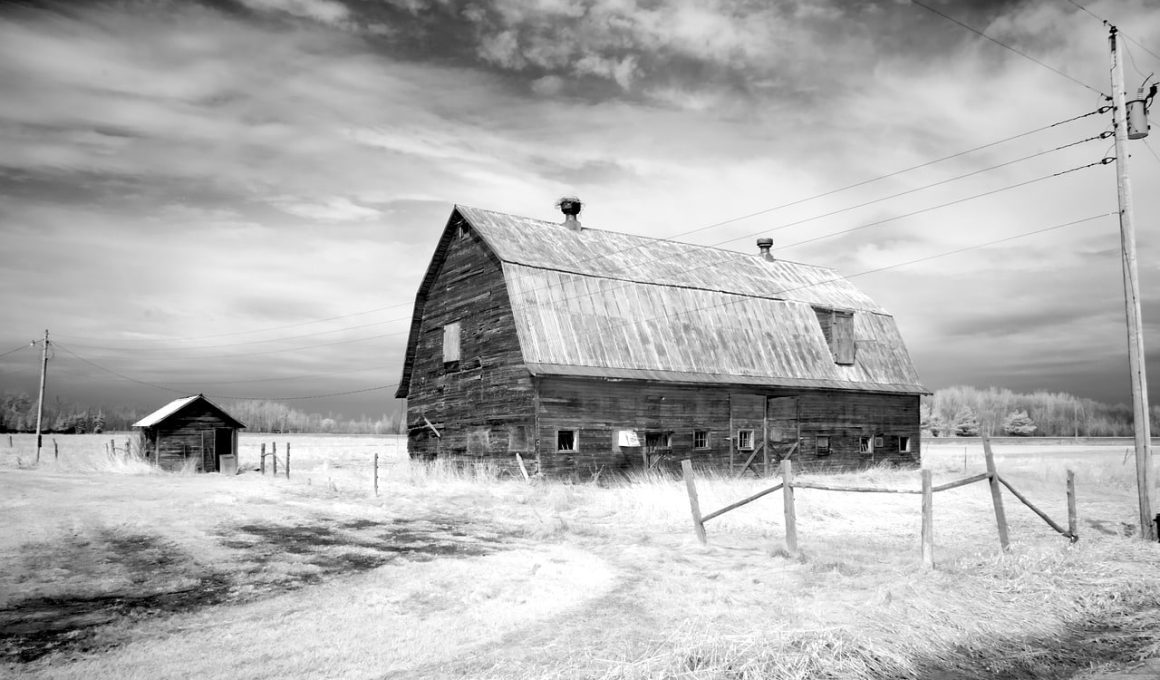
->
[557,196,582,231]
[756,237,774,261]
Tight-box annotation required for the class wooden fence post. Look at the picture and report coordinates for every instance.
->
[285,443,290,479]
[8,435,11,447]
[260,443,266,475]
[272,442,278,476]
[515,452,530,482]
[1067,469,1078,541]
[374,453,379,497]
[781,459,798,555]
[125,439,130,459]
[982,434,1010,551]
[110,438,115,457]
[681,459,707,544]
[921,469,934,569]
[53,438,58,460]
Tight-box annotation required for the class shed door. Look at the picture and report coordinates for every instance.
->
[213,428,232,472]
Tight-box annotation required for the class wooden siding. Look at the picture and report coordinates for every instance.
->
[403,225,536,462]
[530,378,920,476]
[141,400,238,472]
[534,378,732,475]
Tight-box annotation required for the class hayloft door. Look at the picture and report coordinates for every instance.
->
[213,428,232,472]
[766,397,799,464]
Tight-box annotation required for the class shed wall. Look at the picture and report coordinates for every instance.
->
[143,401,237,472]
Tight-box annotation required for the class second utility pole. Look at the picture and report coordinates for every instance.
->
[34,329,49,464]
[1108,25,1154,541]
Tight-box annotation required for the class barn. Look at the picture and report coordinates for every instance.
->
[133,394,245,473]
[396,202,926,476]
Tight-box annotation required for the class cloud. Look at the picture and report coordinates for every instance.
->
[237,0,351,25]
[274,196,382,221]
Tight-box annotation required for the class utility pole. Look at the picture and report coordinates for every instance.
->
[34,329,49,464]
[1108,26,1155,541]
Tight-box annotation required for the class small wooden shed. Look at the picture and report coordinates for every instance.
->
[133,394,245,473]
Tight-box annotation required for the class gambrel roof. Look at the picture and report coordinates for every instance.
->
[396,205,925,398]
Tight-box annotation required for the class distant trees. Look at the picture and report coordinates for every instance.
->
[0,391,407,435]
[1002,410,1037,436]
[951,407,979,437]
[922,385,1137,437]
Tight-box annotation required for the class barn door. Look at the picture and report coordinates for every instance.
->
[766,397,799,463]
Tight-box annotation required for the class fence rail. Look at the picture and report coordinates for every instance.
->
[683,433,1078,569]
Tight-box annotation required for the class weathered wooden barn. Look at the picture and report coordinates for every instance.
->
[396,203,926,476]
[133,394,245,473]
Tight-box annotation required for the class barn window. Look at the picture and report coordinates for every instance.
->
[556,429,577,452]
[737,430,754,450]
[442,322,461,365]
[859,436,873,454]
[507,425,528,452]
[644,431,671,453]
[694,430,709,449]
[815,435,831,456]
[874,435,884,449]
[898,436,912,453]
[813,308,855,365]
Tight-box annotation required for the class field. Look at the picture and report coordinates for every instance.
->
[1,434,1159,679]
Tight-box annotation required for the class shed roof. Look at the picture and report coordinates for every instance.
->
[133,394,246,429]
[396,206,925,397]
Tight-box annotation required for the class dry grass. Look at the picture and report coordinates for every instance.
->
[1,434,1158,679]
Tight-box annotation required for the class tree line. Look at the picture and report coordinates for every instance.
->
[0,393,407,435]
[922,385,1160,437]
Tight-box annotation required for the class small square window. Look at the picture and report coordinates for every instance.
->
[899,436,912,453]
[557,430,577,452]
[816,435,831,456]
[737,430,754,450]
[859,436,873,454]
[694,430,709,449]
[874,436,884,449]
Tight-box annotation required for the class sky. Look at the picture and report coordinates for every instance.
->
[1,0,1159,421]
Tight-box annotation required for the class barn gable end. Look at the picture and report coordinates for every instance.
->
[397,211,536,460]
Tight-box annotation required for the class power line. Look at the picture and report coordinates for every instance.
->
[1144,139,1160,166]
[55,109,1107,355]
[1062,0,1104,24]
[491,155,1114,320]
[55,341,399,402]
[707,134,1107,249]
[553,212,1118,344]
[662,108,1107,241]
[0,343,33,359]
[773,158,1110,252]
[1060,0,1160,64]
[913,0,1107,98]
[61,315,410,353]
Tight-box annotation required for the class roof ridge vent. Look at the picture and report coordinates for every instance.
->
[557,196,582,231]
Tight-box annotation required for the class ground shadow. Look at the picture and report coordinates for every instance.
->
[1,515,517,665]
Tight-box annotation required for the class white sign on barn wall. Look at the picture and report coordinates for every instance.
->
[618,430,640,447]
